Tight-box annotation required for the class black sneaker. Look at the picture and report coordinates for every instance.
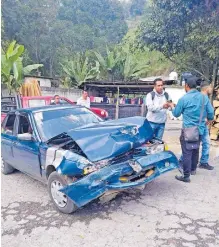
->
[175,175,191,183]
[191,170,196,175]
[199,163,214,170]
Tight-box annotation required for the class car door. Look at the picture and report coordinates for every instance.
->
[12,113,42,179]
[1,113,17,166]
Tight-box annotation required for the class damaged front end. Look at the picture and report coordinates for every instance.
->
[45,117,178,208]
[59,151,178,207]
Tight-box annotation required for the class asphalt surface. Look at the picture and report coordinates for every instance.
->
[1,120,219,247]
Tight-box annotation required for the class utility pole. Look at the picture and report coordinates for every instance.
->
[115,86,120,119]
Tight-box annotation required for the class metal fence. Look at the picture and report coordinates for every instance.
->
[91,103,147,119]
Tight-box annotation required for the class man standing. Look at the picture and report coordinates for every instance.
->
[169,77,214,183]
[146,78,171,139]
[77,90,90,108]
[199,81,214,170]
[178,81,214,171]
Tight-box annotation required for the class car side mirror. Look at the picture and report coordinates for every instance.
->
[17,133,33,141]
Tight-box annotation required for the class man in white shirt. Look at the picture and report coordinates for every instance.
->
[146,78,172,139]
[77,91,90,108]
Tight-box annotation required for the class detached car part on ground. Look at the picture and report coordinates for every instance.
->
[1,105,178,214]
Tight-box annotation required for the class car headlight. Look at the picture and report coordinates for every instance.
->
[83,165,97,175]
[145,144,164,155]
[83,159,109,175]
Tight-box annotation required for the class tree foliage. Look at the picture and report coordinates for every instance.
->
[2,0,128,76]
[60,53,100,86]
[139,0,219,80]
[1,41,43,92]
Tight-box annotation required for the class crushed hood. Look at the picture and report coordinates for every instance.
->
[65,117,153,162]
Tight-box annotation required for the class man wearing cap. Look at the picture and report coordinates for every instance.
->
[178,81,214,171]
[169,77,214,183]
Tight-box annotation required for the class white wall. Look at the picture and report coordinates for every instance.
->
[41,87,83,102]
[165,86,185,104]
[2,86,83,103]
[165,86,185,121]
[24,77,51,87]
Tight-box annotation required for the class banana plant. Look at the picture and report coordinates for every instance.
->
[61,53,100,86]
[1,41,43,92]
[123,52,149,81]
[94,46,123,80]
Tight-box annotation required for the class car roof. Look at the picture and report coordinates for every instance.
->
[8,105,81,114]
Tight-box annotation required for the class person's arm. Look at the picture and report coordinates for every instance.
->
[146,93,167,112]
[76,98,80,105]
[167,93,172,103]
[206,98,214,121]
[172,98,184,118]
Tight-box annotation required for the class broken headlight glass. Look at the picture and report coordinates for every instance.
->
[145,144,165,155]
[83,159,109,175]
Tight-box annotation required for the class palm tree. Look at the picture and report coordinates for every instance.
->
[94,46,123,80]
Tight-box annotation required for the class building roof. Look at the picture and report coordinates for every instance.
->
[82,78,175,95]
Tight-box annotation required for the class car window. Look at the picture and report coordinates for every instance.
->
[50,99,71,105]
[18,115,33,135]
[2,114,16,136]
[29,99,46,107]
[60,99,71,105]
[34,107,103,141]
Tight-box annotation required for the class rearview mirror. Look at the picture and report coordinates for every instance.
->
[17,133,33,141]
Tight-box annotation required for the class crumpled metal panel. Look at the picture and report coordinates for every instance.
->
[60,151,178,207]
[56,151,92,176]
[44,147,92,176]
[66,117,153,162]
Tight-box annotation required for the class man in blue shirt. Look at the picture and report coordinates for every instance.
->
[178,81,214,171]
[169,77,214,183]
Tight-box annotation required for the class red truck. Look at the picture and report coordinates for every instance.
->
[1,96,108,122]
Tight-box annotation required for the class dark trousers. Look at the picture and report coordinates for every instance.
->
[180,133,200,177]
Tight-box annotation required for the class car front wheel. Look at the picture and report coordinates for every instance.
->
[48,171,77,214]
[1,159,15,175]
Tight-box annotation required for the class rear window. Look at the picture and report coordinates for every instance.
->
[2,114,16,135]
[29,99,46,107]
[50,99,71,105]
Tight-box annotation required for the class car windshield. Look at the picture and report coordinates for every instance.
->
[34,107,103,141]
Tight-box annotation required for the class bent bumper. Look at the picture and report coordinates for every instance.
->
[60,151,178,207]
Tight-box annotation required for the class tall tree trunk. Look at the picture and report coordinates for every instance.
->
[49,56,54,78]
[210,59,218,103]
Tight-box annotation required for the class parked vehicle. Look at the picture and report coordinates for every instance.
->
[1,95,108,122]
[1,105,178,214]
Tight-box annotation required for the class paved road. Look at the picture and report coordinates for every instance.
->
[1,123,219,247]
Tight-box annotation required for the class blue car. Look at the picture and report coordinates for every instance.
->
[1,105,178,214]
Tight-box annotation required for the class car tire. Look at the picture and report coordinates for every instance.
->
[1,159,15,175]
[48,171,77,214]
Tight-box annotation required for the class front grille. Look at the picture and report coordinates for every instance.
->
[111,148,142,164]
[119,167,156,183]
